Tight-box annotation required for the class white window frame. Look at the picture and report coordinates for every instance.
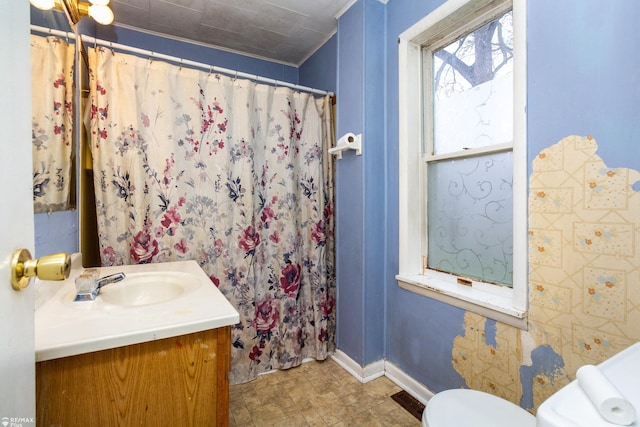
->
[396,0,528,328]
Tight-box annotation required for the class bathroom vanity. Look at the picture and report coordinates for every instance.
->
[34,259,239,427]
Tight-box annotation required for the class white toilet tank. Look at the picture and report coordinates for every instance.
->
[537,342,640,427]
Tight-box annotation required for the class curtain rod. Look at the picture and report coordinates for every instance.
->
[31,24,77,40]
[31,25,333,97]
[78,34,334,97]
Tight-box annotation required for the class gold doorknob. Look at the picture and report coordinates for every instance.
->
[10,249,71,291]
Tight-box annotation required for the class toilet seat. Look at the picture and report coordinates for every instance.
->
[423,389,536,427]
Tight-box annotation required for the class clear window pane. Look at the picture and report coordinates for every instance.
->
[427,151,513,286]
[432,11,513,155]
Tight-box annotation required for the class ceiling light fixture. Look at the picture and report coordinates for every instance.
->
[29,0,114,25]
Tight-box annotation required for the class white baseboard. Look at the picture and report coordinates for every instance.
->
[384,360,434,406]
[331,350,385,383]
[331,349,435,406]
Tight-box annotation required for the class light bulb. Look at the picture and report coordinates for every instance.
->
[30,0,56,10]
[89,0,110,6]
[88,4,114,25]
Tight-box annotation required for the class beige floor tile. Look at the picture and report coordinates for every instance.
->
[229,359,422,426]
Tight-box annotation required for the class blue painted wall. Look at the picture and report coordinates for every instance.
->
[92,25,299,83]
[335,1,366,364]
[333,0,386,366]
[527,1,640,172]
[299,34,337,94]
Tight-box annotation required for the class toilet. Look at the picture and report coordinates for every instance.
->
[421,389,536,427]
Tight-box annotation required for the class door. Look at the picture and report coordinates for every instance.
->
[0,2,36,421]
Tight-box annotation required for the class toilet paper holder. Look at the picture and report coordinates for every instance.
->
[328,133,362,159]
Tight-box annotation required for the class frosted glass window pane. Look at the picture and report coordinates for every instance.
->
[427,152,513,286]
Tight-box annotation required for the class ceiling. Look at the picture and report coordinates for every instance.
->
[108,0,356,66]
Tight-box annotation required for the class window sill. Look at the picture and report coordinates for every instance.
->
[396,272,528,329]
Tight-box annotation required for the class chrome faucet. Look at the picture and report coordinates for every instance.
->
[74,272,126,301]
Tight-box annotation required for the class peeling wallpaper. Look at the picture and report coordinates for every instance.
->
[451,135,640,412]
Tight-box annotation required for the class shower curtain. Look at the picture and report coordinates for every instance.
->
[87,47,336,383]
[31,34,75,213]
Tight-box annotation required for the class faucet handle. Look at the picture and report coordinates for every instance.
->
[10,249,71,291]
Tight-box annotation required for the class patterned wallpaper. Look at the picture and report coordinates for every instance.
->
[451,135,640,412]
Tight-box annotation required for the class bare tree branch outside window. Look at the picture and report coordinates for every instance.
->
[434,11,513,99]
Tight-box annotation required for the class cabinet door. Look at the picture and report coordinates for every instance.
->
[36,327,231,426]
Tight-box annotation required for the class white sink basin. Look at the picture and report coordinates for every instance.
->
[99,272,202,306]
[35,259,240,362]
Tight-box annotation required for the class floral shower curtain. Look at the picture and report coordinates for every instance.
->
[87,47,336,383]
[31,34,74,213]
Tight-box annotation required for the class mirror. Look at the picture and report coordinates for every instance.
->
[30,8,76,214]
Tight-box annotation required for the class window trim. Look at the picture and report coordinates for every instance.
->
[397,0,528,329]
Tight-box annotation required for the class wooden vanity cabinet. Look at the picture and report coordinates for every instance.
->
[36,326,231,427]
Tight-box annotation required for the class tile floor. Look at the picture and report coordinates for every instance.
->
[229,358,422,426]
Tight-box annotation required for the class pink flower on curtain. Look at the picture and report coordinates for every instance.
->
[173,238,188,254]
[249,345,263,363]
[161,208,181,228]
[280,263,301,298]
[213,239,226,258]
[321,294,335,316]
[254,297,279,334]
[103,246,117,264]
[239,225,260,257]
[130,230,159,263]
[210,275,220,287]
[311,219,326,247]
[53,74,65,88]
[261,205,275,227]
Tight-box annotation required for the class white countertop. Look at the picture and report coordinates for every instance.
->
[35,257,240,362]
